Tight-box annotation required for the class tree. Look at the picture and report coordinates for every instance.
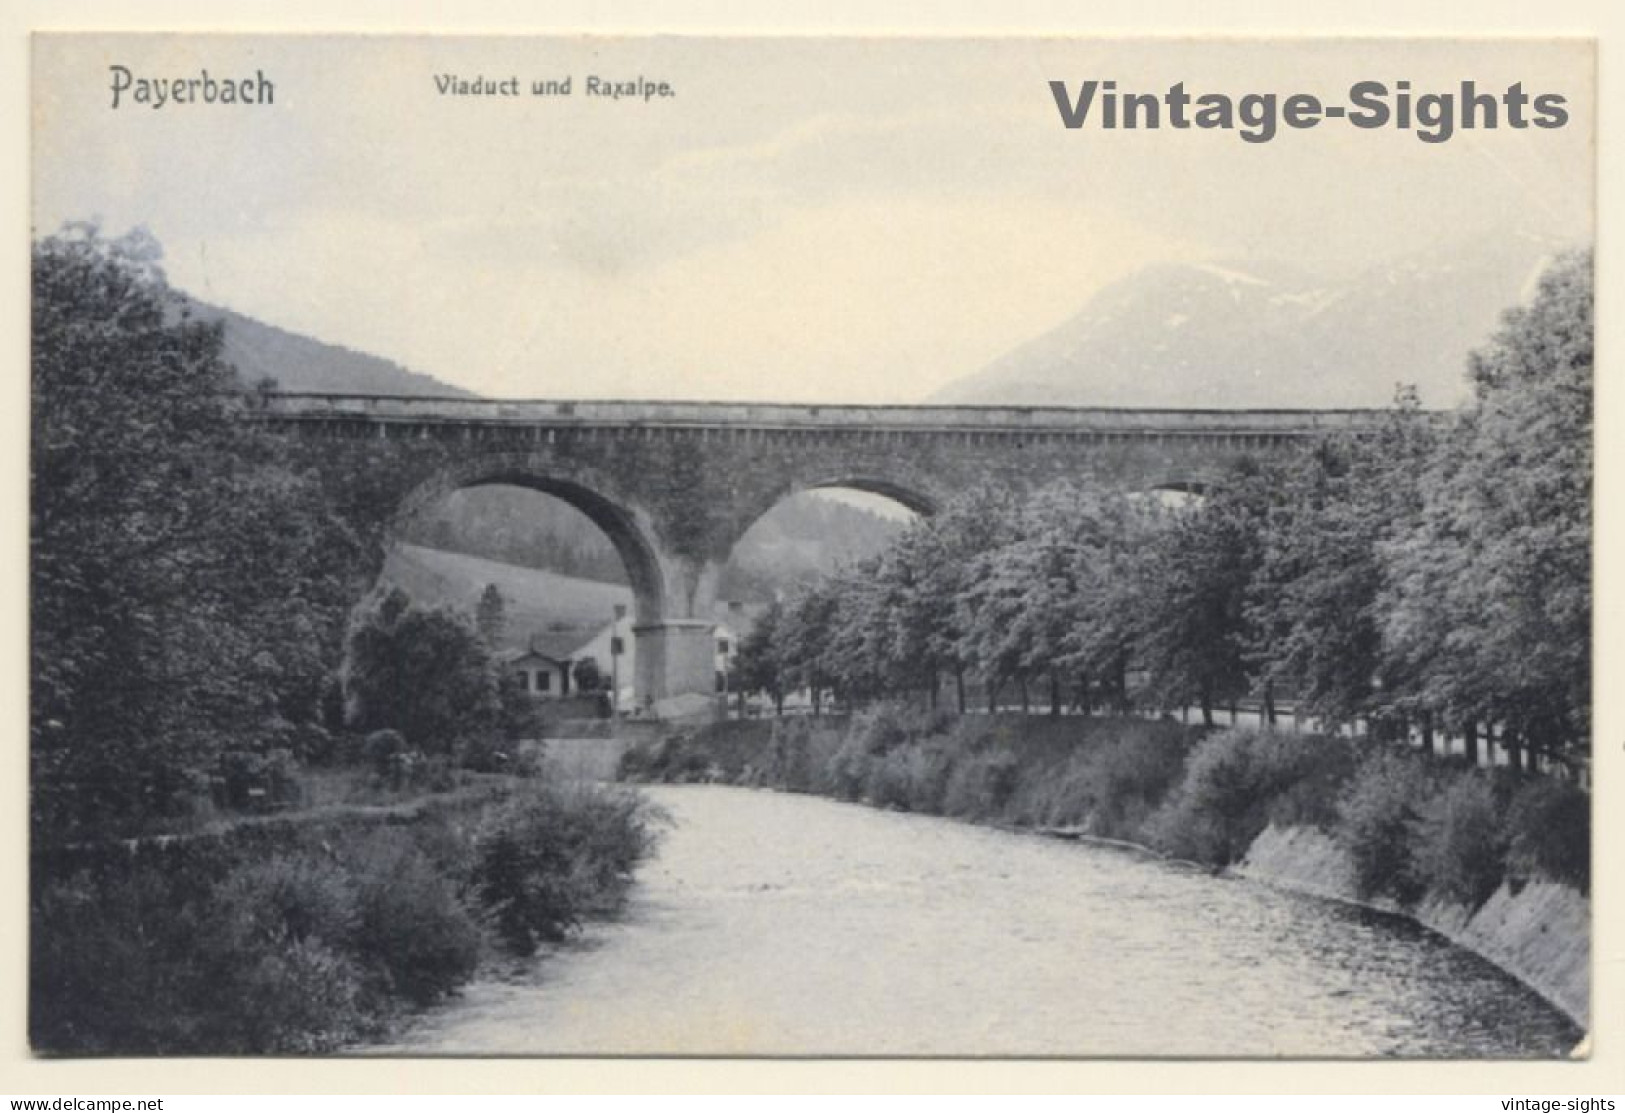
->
[345,588,502,753]
[475,583,507,647]
[1248,395,1437,733]
[959,482,1117,715]
[1381,251,1592,765]
[776,581,841,715]
[572,655,604,693]
[734,600,787,713]
[915,484,1020,712]
[31,224,364,830]
[1057,491,1158,714]
[1135,498,1255,727]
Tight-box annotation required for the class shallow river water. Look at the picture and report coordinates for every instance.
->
[372,784,1580,1058]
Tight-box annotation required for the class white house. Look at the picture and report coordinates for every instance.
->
[498,629,599,699]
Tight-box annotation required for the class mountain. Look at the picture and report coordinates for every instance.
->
[183,297,475,397]
[931,233,1571,410]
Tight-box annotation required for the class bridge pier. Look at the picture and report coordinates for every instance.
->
[633,619,720,720]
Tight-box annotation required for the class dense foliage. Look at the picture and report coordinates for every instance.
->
[732,251,1592,767]
[345,586,516,755]
[624,710,1587,904]
[31,226,371,832]
[31,782,663,1053]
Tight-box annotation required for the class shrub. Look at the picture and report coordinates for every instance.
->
[292,720,337,765]
[363,729,409,779]
[657,732,717,783]
[214,748,302,812]
[1262,735,1358,831]
[1335,747,1435,904]
[30,866,204,1054]
[455,733,515,775]
[1411,771,1508,907]
[416,753,460,793]
[899,744,955,814]
[756,717,845,794]
[825,726,874,801]
[1507,777,1590,892]
[473,810,587,953]
[1003,722,1193,838]
[863,748,915,810]
[220,935,369,1053]
[941,749,1019,820]
[343,829,483,1005]
[194,851,373,1051]
[32,848,380,1054]
[852,704,912,754]
[765,717,821,792]
[616,739,659,781]
[209,851,361,952]
[472,784,663,955]
[32,777,664,1054]
[1145,729,1332,867]
[562,785,667,892]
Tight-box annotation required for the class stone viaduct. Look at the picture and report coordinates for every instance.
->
[254,394,1382,714]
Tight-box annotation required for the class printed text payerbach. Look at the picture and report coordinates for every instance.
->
[109,66,273,109]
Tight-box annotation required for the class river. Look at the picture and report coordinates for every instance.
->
[371,784,1580,1058]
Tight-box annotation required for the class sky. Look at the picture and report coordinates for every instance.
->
[32,35,1594,403]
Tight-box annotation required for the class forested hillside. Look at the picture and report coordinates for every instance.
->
[186,298,474,397]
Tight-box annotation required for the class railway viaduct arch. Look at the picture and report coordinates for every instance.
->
[254,395,1382,716]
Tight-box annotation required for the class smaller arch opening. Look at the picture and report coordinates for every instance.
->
[1142,480,1211,509]
[720,483,923,606]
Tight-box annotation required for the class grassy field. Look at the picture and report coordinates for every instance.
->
[380,543,632,651]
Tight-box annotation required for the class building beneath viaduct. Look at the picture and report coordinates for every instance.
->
[254,394,1382,716]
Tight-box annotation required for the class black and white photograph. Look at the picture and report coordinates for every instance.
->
[26,33,1596,1063]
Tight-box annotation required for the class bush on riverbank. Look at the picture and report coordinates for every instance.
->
[1333,748,1437,903]
[621,708,1193,843]
[620,707,1588,907]
[30,780,662,1054]
[1409,769,1508,907]
[473,784,665,954]
[1144,728,1357,867]
[1506,777,1590,893]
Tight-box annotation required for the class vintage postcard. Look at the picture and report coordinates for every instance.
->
[26,33,1595,1063]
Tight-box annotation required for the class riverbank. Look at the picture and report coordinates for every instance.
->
[622,707,1590,1032]
[1234,823,1589,1029]
[379,783,1579,1056]
[30,772,662,1054]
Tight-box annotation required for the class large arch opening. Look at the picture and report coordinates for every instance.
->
[383,471,667,717]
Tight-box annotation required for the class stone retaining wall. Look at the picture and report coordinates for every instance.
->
[1235,824,1589,1029]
